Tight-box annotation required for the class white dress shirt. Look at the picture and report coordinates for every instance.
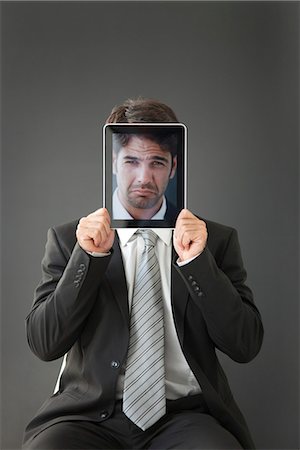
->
[116,228,201,400]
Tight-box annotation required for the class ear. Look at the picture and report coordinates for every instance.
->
[112,152,117,175]
[169,155,177,179]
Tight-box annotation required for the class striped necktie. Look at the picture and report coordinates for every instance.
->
[123,229,166,430]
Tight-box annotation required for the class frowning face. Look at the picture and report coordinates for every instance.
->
[113,135,177,217]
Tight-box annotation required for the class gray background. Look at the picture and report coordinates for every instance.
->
[1,1,299,449]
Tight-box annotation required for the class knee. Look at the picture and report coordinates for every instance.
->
[22,423,71,450]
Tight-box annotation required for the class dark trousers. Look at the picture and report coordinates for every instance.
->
[23,396,242,450]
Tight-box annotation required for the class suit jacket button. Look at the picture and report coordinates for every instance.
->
[188,275,193,281]
[111,360,120,368]
[194,286,200,292]
[198,291,204,297]
[100,411,108,419]
[79,264,86,271]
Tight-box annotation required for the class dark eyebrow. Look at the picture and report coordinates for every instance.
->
[123,156,140,161]
[123,155,169,164]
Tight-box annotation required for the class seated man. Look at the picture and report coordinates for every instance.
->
[23,97,263,450]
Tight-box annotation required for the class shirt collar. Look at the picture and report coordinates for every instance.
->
[117,228,173,247]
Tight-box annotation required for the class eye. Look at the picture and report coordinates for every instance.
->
[152,161,165,167]
[125,160,139,165]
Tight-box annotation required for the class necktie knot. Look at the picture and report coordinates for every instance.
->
[138,229,158,248]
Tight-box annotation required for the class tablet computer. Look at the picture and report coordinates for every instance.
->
[103,123,187,228]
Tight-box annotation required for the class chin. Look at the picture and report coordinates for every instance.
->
[129,198,158,210]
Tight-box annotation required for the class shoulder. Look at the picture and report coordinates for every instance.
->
[52,219,79,236]
[204,218,236,240]
[47,219,80,255]
[198,216,238,260]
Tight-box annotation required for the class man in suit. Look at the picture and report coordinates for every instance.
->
[23,98,263,449]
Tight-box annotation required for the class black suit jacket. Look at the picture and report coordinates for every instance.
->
[24,218,263,448]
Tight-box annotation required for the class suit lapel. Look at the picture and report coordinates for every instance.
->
[106,238,130,325]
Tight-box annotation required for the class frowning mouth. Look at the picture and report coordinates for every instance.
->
[130,189,157,196]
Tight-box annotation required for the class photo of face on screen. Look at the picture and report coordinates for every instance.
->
[103,123,187,228]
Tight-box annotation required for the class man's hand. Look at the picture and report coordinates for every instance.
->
[76,208,115,254]
[173,209,208,262]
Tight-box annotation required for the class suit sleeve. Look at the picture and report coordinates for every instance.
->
[175,228,264,363]
[26,227,112,361]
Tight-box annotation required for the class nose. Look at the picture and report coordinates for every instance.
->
[137,164,152,185]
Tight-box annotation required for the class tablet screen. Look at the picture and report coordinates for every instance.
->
[103,123,187,228]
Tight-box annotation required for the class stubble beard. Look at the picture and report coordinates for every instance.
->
[127,193,162,210]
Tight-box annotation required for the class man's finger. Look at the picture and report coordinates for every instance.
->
[177,208,195,220]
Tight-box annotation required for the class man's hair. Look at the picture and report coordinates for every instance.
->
[108,98,179,158]
[106,97,179,124]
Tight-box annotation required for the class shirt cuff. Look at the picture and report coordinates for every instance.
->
[87,251,111,257]
[176,253,201,266]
